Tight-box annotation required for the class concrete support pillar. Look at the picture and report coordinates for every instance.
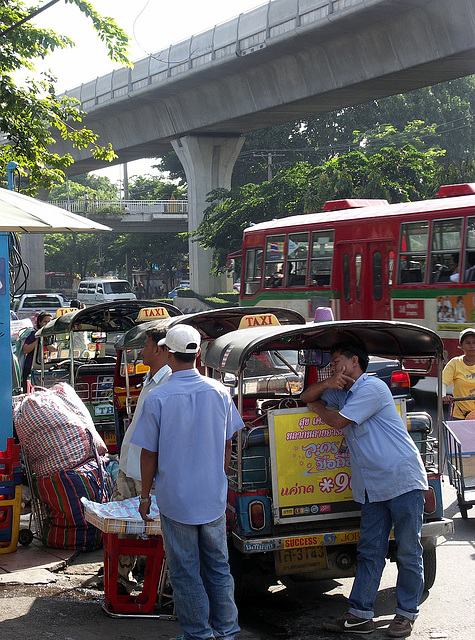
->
[172,135,244,296]
[20,233,45,290]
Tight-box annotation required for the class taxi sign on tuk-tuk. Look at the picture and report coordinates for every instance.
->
[136,307,170,322]
[55,307,77,317]
[238,313,281,329]
[201,319,453,592]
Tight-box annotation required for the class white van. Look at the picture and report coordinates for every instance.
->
[77,278,136,306]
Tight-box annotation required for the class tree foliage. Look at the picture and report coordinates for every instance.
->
[195,145,448,274]
[128,175,186,201]
[0,0,130,193]
[48,173,119,200]
[156,76,475,188]
[45,230,188,287]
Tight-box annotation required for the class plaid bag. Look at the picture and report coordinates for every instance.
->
[13,383,107,477]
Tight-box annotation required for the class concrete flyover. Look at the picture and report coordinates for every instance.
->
[50,0,475,294]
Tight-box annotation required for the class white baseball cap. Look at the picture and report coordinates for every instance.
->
[158,325,201,354]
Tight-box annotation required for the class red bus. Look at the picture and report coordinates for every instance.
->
[238,182,475,362]
[45,271,73,291]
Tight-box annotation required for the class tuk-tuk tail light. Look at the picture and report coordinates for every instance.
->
[424,486,437,515]
[391,370,410,389]
[248,499,266,531]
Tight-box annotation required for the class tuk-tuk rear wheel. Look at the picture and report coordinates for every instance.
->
[422,545,436,591]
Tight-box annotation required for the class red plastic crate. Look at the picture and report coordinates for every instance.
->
[102,532,166,614]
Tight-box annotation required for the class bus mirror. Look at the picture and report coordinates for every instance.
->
[222,372,238,387]
[298,349,332,369]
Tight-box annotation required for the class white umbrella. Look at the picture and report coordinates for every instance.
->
[0,188,111,232]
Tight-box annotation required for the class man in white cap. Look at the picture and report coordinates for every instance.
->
[132,324,244,640]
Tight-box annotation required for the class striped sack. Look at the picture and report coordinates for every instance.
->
[33,457,113,551]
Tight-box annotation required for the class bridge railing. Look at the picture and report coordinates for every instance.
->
[50,199,188,215]
[64,0,338,110]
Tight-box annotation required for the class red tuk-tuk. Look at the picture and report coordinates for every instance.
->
[201,320,454,596]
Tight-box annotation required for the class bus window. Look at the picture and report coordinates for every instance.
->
[343,253,350,301]
[264,235,285,288]
[388,250,395,286]
[355,253,362,301]
[399,221,428,283]
[244,248,263,295]
[287,232,308,287]
[310,230,334,286]
[373,251,383,300]
[430,218,462,283]
[464,217,475,282]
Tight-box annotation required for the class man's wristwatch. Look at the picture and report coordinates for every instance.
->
[139,495,152,504]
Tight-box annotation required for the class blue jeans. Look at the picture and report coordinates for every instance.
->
[160,513,240,640]
[348,489,425,621]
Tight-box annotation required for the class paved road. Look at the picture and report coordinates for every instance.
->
[1,481,471,640]
[1,378,472,639]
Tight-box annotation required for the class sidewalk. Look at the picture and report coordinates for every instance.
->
[0,535,78,586]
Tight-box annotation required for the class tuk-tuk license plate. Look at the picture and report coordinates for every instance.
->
[103,430,117,446]
[94,404,114,416]
[275,545,327,575]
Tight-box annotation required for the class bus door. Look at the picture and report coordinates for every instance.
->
[337,242,393,320]
[368,242,393,321]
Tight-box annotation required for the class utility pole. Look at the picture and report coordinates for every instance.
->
[252,151,285,181]
[123,163,129,202]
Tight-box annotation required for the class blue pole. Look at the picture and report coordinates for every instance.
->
[1,162,18,449]
[6,161,18,191]
[0,232,12,449]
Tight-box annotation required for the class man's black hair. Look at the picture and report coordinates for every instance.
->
[330,341,369,372]
[145,327,167,345]
[172,352,197,364]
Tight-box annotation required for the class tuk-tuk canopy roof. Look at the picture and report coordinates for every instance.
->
[202,320,444,375]
[114,307,306,351]
[37,300,182,338]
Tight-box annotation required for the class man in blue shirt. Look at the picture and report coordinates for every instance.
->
[132,324,244,640]
[301,341,428,638]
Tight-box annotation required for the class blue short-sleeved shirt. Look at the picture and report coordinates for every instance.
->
[131,368,245,524]
[322,373,428,503]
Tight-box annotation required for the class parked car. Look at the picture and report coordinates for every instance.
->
[14,292,67,323]
[168,283,190,299]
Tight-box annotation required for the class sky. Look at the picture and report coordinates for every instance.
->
[27,0,266,184]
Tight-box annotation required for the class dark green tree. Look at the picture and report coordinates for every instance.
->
[0,1,130,192]
[157,76,475,188]
[48,174,119,200]
[195,145,444,274]
[128,175,186,201]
